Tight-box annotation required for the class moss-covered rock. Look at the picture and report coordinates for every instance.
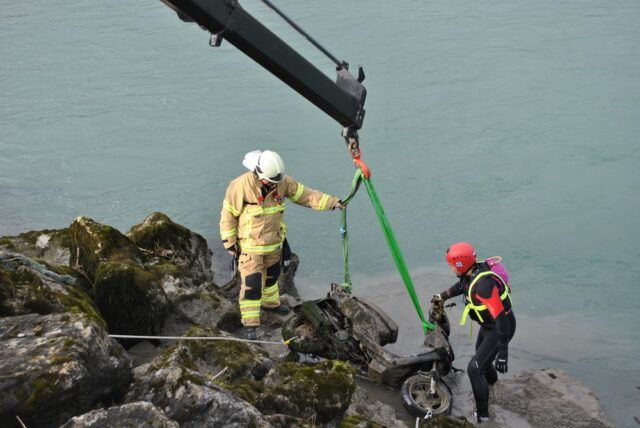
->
[0,251,105,327]
[0,228,71,266]
[179,326,273,403]
[340,415,385,428]
[127,212,191,251]
[0,236,17,251]
[256,360,357,424]
[125,346,269,427]
[69,217,143,282]
[164,289,236,334]
[264,414,306,427]
[60,402,180,428]
[0,313,131,428]
[0,267,17,316]
[127,212,213,283]
[94,260,169,335]
[418,415,475,428]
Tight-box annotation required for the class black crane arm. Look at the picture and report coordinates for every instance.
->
[161,0,367,130]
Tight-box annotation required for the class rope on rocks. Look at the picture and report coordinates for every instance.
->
[108,334,293,346]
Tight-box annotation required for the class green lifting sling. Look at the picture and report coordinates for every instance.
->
[341,169,435,332]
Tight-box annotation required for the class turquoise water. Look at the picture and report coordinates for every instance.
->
[1,0,639,425]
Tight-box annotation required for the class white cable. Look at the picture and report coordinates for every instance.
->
[108,334,289,346]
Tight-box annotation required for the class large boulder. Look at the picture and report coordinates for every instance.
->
[255,360,356,425]
[0,313,131,428]
[127,212,213,283]
[60,402,179,428]
[0,250,104,328]
[155,276,236,337]
[0,228,71,266]
[94,260,169,335]
[494,368,613,428]
[69,217,169,335]
[69,217,143,282]
[181,326,273,402]
[124,345,270,427]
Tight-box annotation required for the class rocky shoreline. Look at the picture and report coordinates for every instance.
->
[0,213,614,427]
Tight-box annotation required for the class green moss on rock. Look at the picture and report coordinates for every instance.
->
[340,415,384,428]
[0,268,16,315]
[183,326,269,381]
[0,261,105,324]
[57,285,106,329]
[24,287,58,314]
[421,415,475,427]
[70,217,142,281]
[11,268,43,286]
[94,260,168,334]
[127,212,192,252]
[0,236,17,250]
[256,360,356,423]
[16,229,71,248]
[217,378,264,404]
[22,372,64,412]
[146,262,184,280]
[155,345,195,371]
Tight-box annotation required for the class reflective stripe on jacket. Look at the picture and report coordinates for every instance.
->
[220,172,340,254]
[459,271,511,326]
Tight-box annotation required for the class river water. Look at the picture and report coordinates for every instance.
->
[1,0,639,425]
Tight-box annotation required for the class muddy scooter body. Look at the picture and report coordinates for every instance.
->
[282,284,456,417]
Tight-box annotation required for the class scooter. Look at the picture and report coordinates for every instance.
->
[282,284,457,417]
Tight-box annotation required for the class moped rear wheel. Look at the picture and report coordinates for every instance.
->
[400,373,452,418]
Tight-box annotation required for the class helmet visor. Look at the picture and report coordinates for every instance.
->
[266,172,284,183]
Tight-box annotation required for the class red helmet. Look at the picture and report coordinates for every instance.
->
[446,242,476,275]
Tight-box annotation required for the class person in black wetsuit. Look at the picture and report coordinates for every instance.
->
[432,242,516,423]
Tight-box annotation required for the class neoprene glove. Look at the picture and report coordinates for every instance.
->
[495,348,508,373]
[431,293,444,304]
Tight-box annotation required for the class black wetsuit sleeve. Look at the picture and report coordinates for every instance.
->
[475,278,510,350]
[494,312,509,351]
[441,281,463,300]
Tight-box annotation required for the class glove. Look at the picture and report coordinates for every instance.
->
[226,244,237,257]
[333,199,345,210]
[495,348,508,373]
[431,293,443,304]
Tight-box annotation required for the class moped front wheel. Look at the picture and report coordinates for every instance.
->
[400,373,452,418]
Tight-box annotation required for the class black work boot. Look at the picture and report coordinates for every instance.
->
[244,326,258,340]
[473,410,490,423]
[264,303,290,315]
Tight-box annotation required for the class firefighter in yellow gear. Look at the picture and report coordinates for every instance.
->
[220,150,344,338]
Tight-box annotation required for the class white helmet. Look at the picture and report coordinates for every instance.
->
[255,150,285,183]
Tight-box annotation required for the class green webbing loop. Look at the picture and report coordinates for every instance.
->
[340,170,364,293]
[340,168,434,332]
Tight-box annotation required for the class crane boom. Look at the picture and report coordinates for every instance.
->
[161,0,367,130]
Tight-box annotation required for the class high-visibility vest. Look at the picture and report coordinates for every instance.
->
[459,270,511,326]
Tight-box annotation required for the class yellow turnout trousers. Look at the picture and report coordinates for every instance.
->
[238,248,282,327]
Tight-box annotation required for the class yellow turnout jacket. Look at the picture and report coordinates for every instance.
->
[220,172,340,254]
